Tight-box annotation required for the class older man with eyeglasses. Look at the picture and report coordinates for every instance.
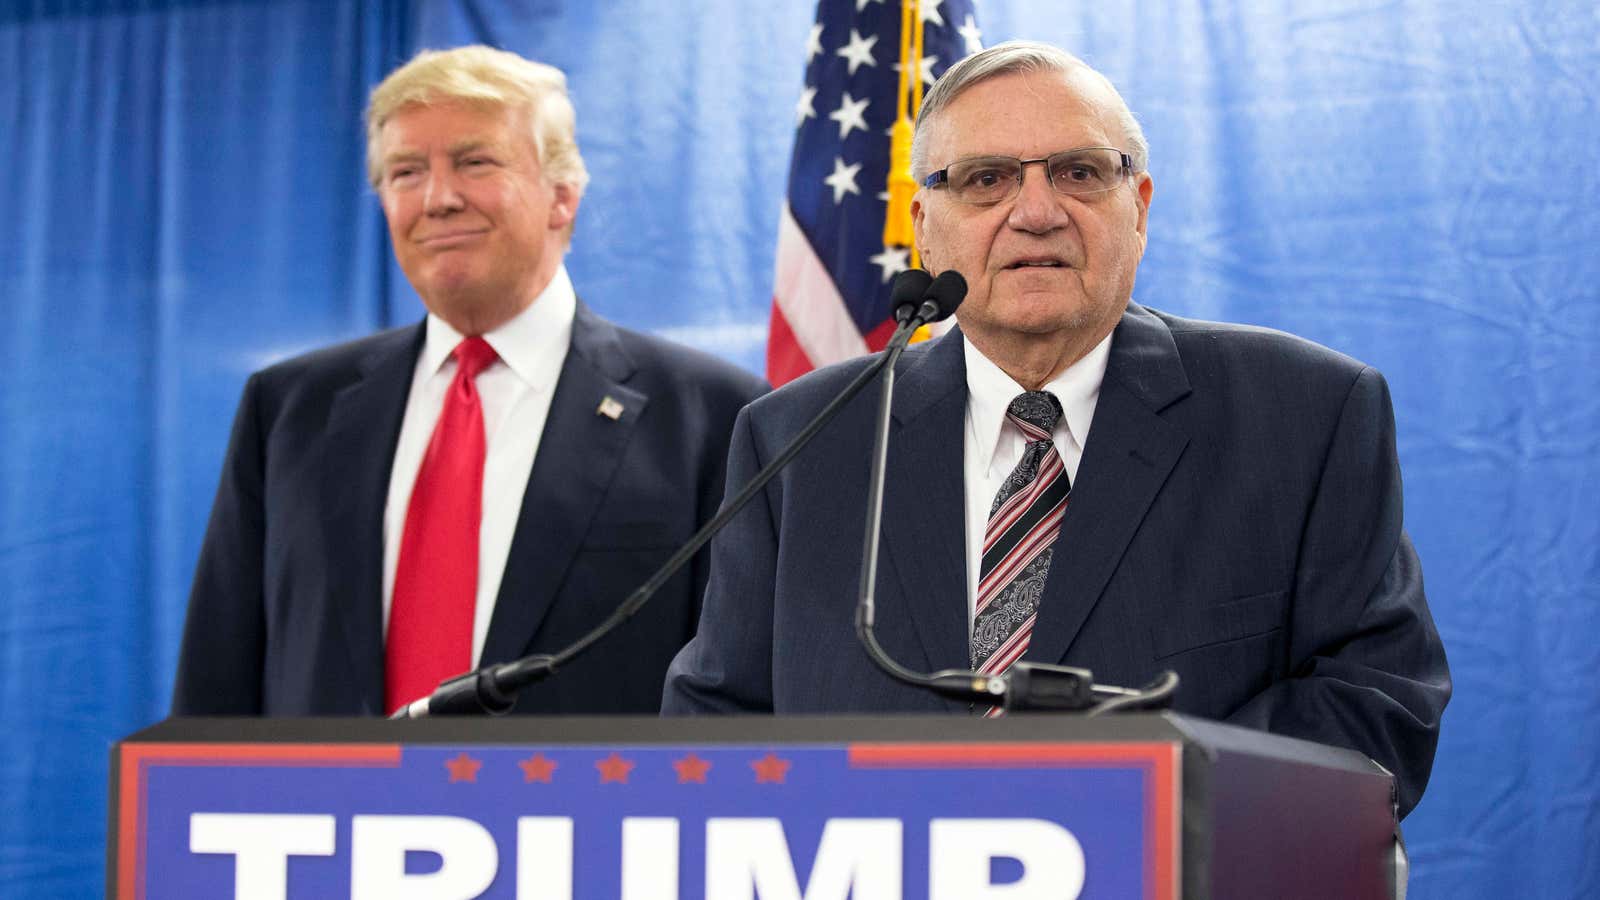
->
[665,40,1450,822]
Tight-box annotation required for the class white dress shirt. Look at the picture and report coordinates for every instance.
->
[382,266,577,666]
[961,332,1112,625]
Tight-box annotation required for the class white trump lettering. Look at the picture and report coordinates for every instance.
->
[928,818,1085,899]
[622,817,680,900]
[189,812,335,900]
[188,812,1089,898]
[516,817,574,900]
[705,818,902,900]
[511,816,674,900]
[351,814,496,899]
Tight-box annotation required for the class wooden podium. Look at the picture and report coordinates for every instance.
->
[110,713,1398,899]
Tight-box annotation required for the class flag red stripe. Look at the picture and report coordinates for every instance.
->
[766,298,815,387]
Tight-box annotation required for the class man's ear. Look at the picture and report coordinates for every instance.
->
[911,191,933,270]
[549,183,579,231]
[1134,172,1153,240]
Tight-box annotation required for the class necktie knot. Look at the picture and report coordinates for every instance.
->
[1006,391,1062,440]
[454,336,498,381]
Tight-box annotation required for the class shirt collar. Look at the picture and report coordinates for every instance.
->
[963,328,1113,470]
[419,265,577,390]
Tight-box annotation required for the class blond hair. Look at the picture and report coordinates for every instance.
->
[365,45,589,195]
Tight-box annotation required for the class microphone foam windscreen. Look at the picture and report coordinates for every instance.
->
[923,270,968,321]
[890,269,935,317]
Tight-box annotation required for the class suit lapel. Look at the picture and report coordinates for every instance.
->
[322,325,422,714]
[880,332,972,677]
[1024,304,1192,667]
[481,302,646,665]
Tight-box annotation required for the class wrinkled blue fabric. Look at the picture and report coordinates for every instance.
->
[1,1,1594,897]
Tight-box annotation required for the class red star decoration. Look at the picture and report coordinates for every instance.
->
[518,753,558,783]
[595,752,635,784]
[750,752,791,784]
[444,752,482,783]
[673,753,712,784]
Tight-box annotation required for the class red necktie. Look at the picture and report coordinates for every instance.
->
[386,336,499,714]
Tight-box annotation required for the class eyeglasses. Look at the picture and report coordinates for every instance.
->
[922,147,1135,205]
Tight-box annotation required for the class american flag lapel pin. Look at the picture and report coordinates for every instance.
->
[597,395,625,420]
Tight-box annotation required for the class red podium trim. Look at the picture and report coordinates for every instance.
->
[116,743,401,900]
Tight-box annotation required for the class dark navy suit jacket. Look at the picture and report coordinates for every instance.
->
[174,301,766,716]
[664,302,1450,817]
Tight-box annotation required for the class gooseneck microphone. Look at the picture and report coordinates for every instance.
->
[391,269,949,717]
[851,273,1180,714]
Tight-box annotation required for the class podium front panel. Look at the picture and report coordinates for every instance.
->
[112,716,1183,899]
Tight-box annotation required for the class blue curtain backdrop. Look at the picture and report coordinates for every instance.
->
[1,1,1595,897]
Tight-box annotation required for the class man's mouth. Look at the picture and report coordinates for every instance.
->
[1003,258,1066,270]
[418,230,488,246]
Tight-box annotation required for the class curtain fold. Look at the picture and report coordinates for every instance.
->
[0,2,1595,897]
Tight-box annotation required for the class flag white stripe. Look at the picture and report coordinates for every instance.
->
[773,203,869,368]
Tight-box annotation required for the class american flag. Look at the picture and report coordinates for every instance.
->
[766,0,983,386]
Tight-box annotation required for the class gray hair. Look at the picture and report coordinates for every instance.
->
[910,40,1149,182]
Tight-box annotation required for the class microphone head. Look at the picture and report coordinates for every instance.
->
[890,269,935,322]
[921,270,968,322]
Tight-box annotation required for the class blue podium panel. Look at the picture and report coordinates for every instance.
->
[117,738,1176,900]
[111,715,1391,899]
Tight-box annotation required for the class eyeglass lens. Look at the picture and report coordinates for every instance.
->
[944,148,1126,203]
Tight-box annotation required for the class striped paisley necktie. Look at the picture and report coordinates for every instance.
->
[972,391,1070,714]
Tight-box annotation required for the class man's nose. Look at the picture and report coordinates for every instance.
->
[1007,164,1068,234]
[422,169,466,216]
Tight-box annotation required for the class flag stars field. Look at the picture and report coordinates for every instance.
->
[836,28,879,75]
[958,14,982,53]
[764,0,979,386]
[870,245,910,282]
[805,23,825,62]
[829,92,872,139]
[824,157,864,204]
[796,85,819,124]
[893,53,939,87]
